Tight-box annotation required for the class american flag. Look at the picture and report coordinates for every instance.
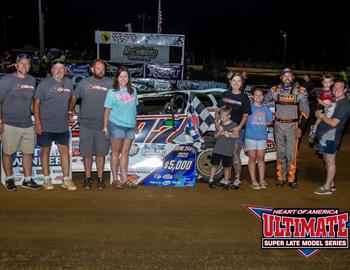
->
[157,0,162,34]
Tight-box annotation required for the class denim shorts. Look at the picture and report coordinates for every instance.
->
[37,131,70,147]
[108,121,135,140]
[317,139,339,155]
[244,138,267,150]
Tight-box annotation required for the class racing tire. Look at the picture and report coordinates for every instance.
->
[196,148,224,183]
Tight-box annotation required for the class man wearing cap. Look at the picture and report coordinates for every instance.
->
[265,68,309,190]
[0,54,41,191]
[34,60,77,191]
[68,59,113,190]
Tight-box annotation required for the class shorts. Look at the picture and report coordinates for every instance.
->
[108,121,135,140]
[37,131,70,147]
[244,138,267,150]
[316,139,339,155]
[211,153,232,168]
[1,124,35,154]
[79,125,110,157]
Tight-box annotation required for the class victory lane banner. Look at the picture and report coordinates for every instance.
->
[246,206,350,258]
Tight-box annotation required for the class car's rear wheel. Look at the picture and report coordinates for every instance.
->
[196,148,224,182]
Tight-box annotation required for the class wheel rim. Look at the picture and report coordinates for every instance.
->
[196,149,223,178]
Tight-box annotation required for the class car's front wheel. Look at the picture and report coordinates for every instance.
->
[196,148,224,182]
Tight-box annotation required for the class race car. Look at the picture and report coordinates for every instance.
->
[133,88,276,184]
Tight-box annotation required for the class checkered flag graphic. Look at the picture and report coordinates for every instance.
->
[188,92,215,134]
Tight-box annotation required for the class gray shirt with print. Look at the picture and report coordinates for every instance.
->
[0,73,36,128]
[213,121,237,157]
[74,76,113,130]
[34,76,73,133]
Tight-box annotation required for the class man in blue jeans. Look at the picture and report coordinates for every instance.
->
[314,79,350,195]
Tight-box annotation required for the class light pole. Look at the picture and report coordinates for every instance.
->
[280,31,288,66]
[38,0,45,56]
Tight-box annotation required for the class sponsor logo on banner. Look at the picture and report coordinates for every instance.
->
[110,44,170,64]
[145,64,183,80]
[246,206,350,258]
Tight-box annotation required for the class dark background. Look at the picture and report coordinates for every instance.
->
[1,0,349,66]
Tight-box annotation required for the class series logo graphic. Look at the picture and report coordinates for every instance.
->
[245,205,350,258]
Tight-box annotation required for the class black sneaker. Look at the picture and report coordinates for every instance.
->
[83,178,93,190]
[22,179,42,190]
[276,180,285,188]
[97,177,105,190]
[208,180,216,189]
[5,178,17,191]
[289,182,298,191]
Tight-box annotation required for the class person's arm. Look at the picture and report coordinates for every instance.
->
[315,110,340,128]
[232,114,248,135]
[103,107,110,138]
[33,99,42,135]
[214,108,220,129]
[317,98,331,108]
[68,95,77,119]
[0,103,3,134]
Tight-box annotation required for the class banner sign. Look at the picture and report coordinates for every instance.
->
[145,64,183,80]
[113,143,195,187]
[177,80,228,90]
[110,44,170,63]
[95,31,185,46]
[132,78,176,92]
[105,62,144,78]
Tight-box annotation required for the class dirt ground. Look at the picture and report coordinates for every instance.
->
[0,133,350,270]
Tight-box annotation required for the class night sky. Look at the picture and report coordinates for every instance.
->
[1,0,349,65]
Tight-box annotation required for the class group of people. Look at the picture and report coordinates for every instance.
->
[1,53,350,195]
[0,54,138,191]
[209,68,350,195]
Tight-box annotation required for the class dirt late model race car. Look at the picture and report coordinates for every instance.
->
[130,88,276,186]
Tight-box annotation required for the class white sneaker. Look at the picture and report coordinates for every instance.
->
[260,180,268,190]
[61,177,77,191]
[250,180,261,190]
[43,176,54,190]
[232,179,242,186]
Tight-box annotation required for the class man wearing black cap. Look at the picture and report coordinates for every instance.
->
[265,68,309,190]
[0,54,41,191]
[34,60,77,191]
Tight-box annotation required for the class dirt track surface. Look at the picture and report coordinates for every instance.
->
[1,134,350,270]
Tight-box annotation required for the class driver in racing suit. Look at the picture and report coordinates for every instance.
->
[265,68,309,190]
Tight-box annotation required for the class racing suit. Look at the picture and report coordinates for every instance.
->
[265,84,309,183]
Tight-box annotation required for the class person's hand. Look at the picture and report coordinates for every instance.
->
[35,122,42,135]
[68,110,76,120]
[103,127,109,139]
[295,128,302,139]
[231,126,241,138]
[315,110,325,119]
[0,122,4,134]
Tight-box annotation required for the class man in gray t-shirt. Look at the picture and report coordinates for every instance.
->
[68,59,113,190]
[34,60,76,191]
[0,54,41,191]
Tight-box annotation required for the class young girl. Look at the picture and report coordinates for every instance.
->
[245,87,273,189]
[209,106,238,190]
[103,66,138,188]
